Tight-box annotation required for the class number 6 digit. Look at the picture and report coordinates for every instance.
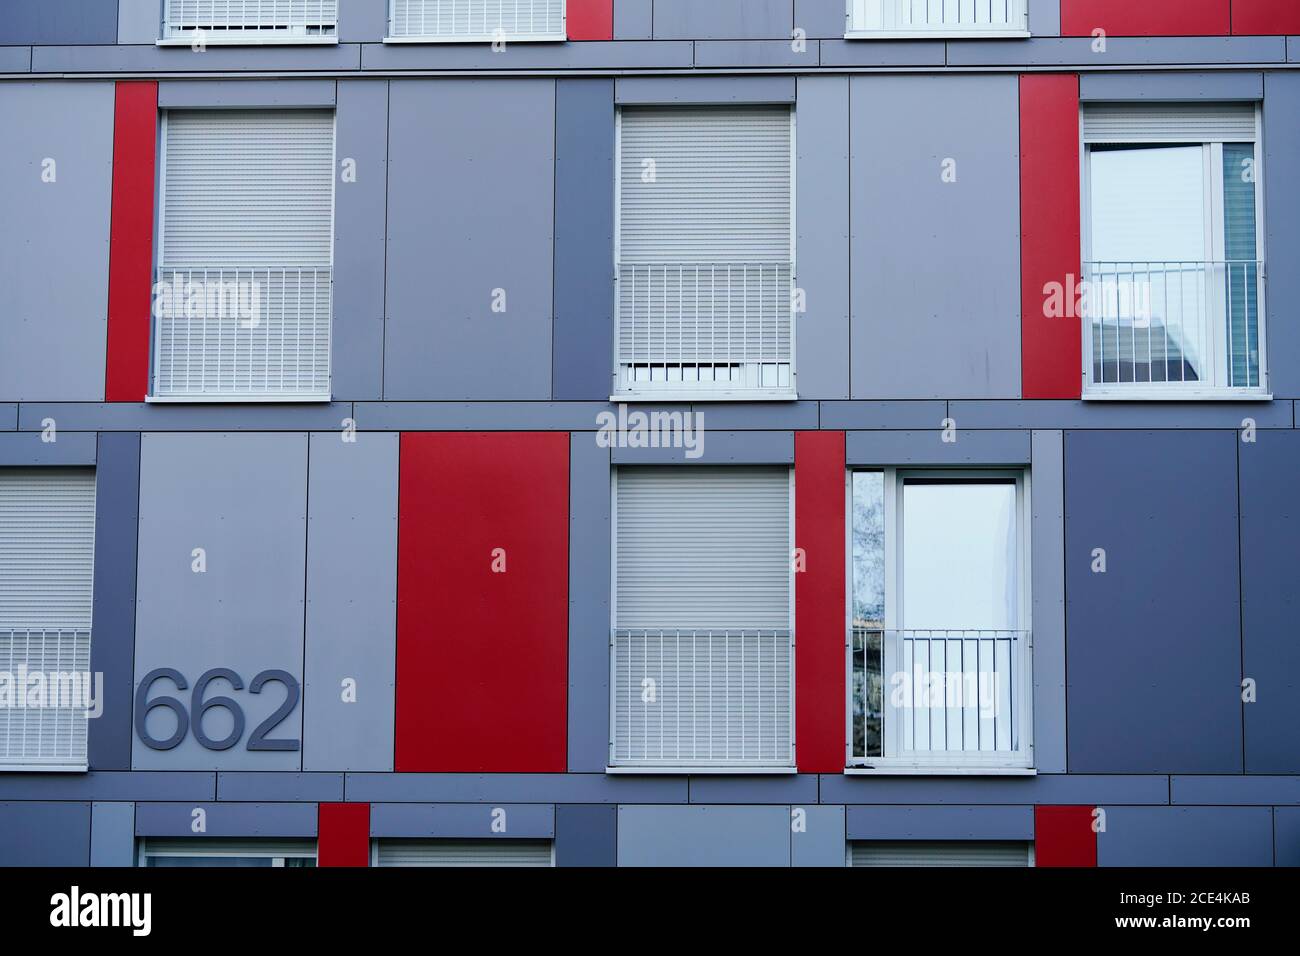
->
[191,668,246,751]
[134,668,189,750]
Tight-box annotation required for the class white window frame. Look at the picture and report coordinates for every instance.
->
[158,1,340,46]
[607,467,797,774]
[136,839,318,866]
[844,0,1030,39]
[1079,104,1269,401]
[845,468,1035,775]
[384,0,567,43]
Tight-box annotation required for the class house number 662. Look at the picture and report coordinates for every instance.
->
[134,668,301,752]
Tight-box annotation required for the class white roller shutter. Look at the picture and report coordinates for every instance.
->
[390,0,566,40]
[850,841,1032,867]
[155,110,334,399]
[140,839,318,864]
[0,469,96,770]
[164,1,338,39]
[375,840,554,867]
[1083,103,1257,144]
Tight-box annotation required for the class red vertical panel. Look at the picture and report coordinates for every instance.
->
[795,431,846,773]
[567,0,613,40]
[317,803,370,867]
[1035,805,1099,867]
[396,432,569,772]
[1233,1,1300,34]
[1061,0,1230,36]
[1020,74,1082,400]
[105,81,158,403]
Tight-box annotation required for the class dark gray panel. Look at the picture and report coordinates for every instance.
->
[344,772,688,804]
[1171,775,1300,806]
[850,75,1021,399]
[792,805,844,866]
[1098,807,1272,867]
[795,76,850,399]
[1030,431,1066,774]
[158,80,337,108]
[846,806,1034,840]
[361,40,694,70]
[118,0,160,44]
[555,804,617,867]
[688,401,819,430]
[369,804,555,838]
[694,41,819,68]
[338,0,387,42]
[568,433,611,772]
[89,432,140,770]
[0,772,215,802]
[947,36,1286,66]
[1027,0,1060,36]
[32,44,364,72]
[17,402,354,432]
[820,401,947,430]
[1264,74,1300,397]
[90,802,136,867]
[0,803,90,866]
[384,80,554,400]
[216,772,345,802]
[615,75,796,105]
[354,401,614,431]
[651,0,793,39]
[0,1,119,45]
[303,432,397,771]
[0,47,31,70]
[618,805,790,866]
[1080,71,1263,102]
[1277,808,1300,866]
[553,79,615,401]
[820,773,1170,805]
[135,802,318,837]
[333,80,388,400]
[0,433,97,465]
[1239,430,1300,772]
[948,399,1290,430]
[1066,431,1242,773]
[688,774,818,804]
[819,39,945,66]
[610,430,793,464]
[845,430,1031,465]
[0,82,112,401]
[613,0,653,40]
[795,0,849,38]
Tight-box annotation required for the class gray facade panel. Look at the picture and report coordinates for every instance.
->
[361,40,694,70]
[553,79,615,401]
[690,401,819,430]
[820,401,948,430]
[0,405,16,430]
[610,429,793,464]
[157,79,337,108]
[0,82,112,402]
[1276,808,1300,866]
[0,46,32,71]
[90,802,137,867]
[1066,431,1242,774]
[17,402,354,432]
[947,36,1286,67]
[795,75,851,400]
[1030,430,1067,774]
[651,0,794,40]
[568,433,612,772]
[555,804,618,866]
[303,432,398,771]
[792,804,845,866]
[118,0,160,44]
[32,43,364,72]
[135,802,318,837]
[1080,71,1264,102]
[947,399,1290,430]
[795,0,850,38]
[344,772,688,804]
[845,429,1031,465]
[850,74,1021,399]
[688,774,818,805]
[618,805,791,866]
[216,772,345,802]
[1027,0,1061,37]
[0,772,215,802]
[694,40,819,68]
[1171,775,1300,806]
[846,805,1034,841]
[0,432,97,466]
[820,773,1171,805]
[333,79,388,401]
[1097,807,1273,867]
[354,401,613,431]
[384,79,555,400]
[89,432,141,771]
[819,39,946,66]
[369,803,555,838]
[133,433,308,771]
[0,1,119,45]
[338,0,388,42]
[615,75,796,104]
[613,0,654,40]
[0,802,90,866]
[1264,73,1300,397]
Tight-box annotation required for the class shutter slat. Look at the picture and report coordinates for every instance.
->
[1083,103,1256,144]
[850,842,1032,867]
[390,1,564,39]
[375,841,553,867]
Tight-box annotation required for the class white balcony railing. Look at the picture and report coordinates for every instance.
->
[388,0,566,42]
[847,0,1029,38]
[611,628,794,769]
[0,629,92,771]
[162,0,338,43]
[614,261,795,400]
[151,266,332,401]
[1084,260,1265,395]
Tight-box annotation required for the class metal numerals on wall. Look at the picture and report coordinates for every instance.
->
[134,668,301,751]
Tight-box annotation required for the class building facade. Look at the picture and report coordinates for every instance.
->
[1,0,1298,867]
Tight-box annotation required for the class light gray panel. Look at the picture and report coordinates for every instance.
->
[613,0,653,39]
[820,401,947,430]
[370,804,555,839]
[946,36,1285,67]
[384,79,554,400]
[135,802,318,837]
[338,0,388,42]
[1030,430,1066,774]
[618,805,791,866]
[796,75,850,399]
[850,74,1021,399]
[0,47,30,71]
[846,430,1030,465]
[17,402,353,432]
[947,399,1290,430]
[610,430,793,464]
[0,82,112,401]
[303,432,397,771]
[792,805,845,867]
[820,772,1170,805]
[1026,0,1060,36]
[345,771,687,804]
[355,401,616,431]
[568,433,611,772]
[651,0,794,39]
[615,75,796,105]
[686,402,819,430]
[332,79,388,400]
[361,39,694,70]
[846,806,1034,840]
[32,44,364,72]
[0,433,97,466]
[0,405,15,430]
[133,433,308,770]
[119,0,162,43]
[689,774,818,804]
[216,772,344,802]
[819,39,946,66]
[795,0,850,37]
[1081,71,1263,103]
[694,40,819,68]
[158,80,336,108]
[0,771,215,802]
[90,802,136,867]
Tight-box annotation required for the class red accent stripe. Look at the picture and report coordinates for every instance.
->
[1061,0,1230,36]
[1020,74,1082,400]
[317,803,370,867]
[566,0,613,40]
[1035,805,1099,867]
[795,431,846,773]
[1232,0,1300,34]
[395,432,569,772]
[105,82,157,403]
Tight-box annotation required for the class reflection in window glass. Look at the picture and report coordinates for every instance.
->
[851,472,884,758]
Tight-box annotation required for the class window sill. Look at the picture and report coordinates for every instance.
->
[845,766,1036,777]
[1082,388,1272,402]
[844,30,1030,40]
[0,764,88,773]
[606,766,797,776]
[611,391,798,404]
[145,394,333,404]
[156,37,339,47]
[382,34,567,44]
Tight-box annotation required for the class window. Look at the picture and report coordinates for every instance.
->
[849,841,1033,866]
[387,0,566,42]
[138,839,317,866]
[615,108,795,401]
[0,470,96,772]
[1082,103,1266,398]
[611,467,794,771]
[153,110,335,402]
[373,840,554,866]
[846,1,1030,38]
[850,470,1032,771]
[161,1,338,44]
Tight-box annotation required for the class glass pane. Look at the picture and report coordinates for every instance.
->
[851,472,884,758]
[1222,143,1260,388]
[147,856,274,867]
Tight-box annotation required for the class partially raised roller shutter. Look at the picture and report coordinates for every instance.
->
[1083,103,1257,144]
[850,841,1032,867]
[375,840,554,867]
